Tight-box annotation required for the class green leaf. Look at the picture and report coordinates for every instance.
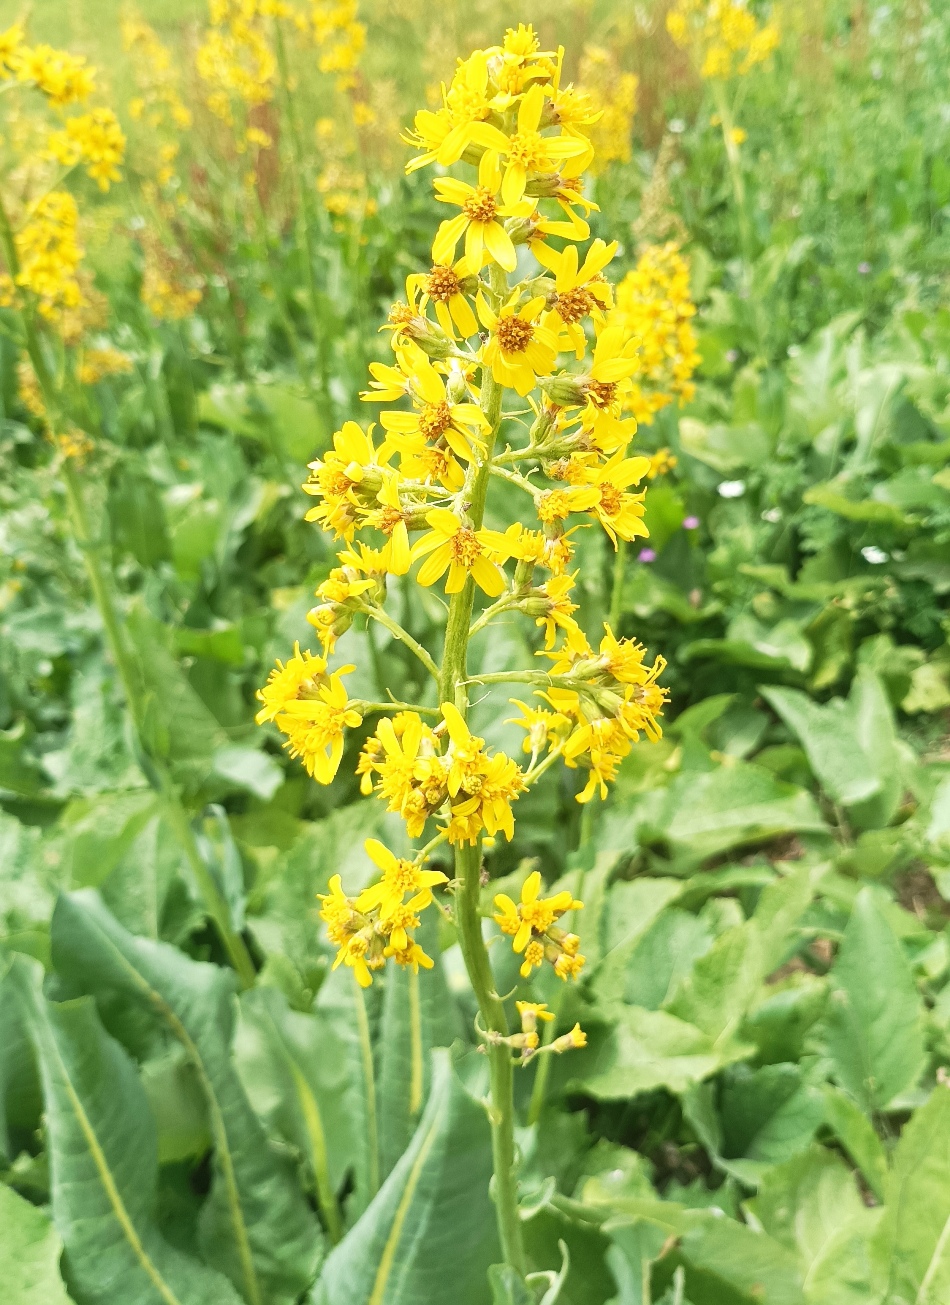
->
[569,1005,751,1101]
[651,763,827,865]
[762,671,902,828]
[0,1184,72,1305]
[703,1063,824,1184]
[311,1050,499,1305]
[823,888,926,1112]
[50,890,321,1305]
[746,1147,879,1305]
[489,1264,533,1305]
[211,747,284,802]
[377,913,461,1180]
[678,417,773,472]
[7,956,242,1305]
[802,483,909,526]
[872,1085,950,1305]
[235,986,352,1242]
[821,1087,888,1201]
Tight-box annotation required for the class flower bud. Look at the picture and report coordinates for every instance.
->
[540,372,591,408]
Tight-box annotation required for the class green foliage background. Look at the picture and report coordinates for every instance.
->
[3,2,950,1303]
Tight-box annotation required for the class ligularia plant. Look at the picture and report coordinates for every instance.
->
[258,24,673,1276]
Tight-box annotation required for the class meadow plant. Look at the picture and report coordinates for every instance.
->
[257,24,681,1271]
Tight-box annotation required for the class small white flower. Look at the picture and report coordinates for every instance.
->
[861,546,889,565]
[761,507,781,523]
[668,118,686,134]
[718,480,746,498]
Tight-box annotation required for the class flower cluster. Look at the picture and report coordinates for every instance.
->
[309,0,366,91]
[495,871,584,979]
[15,192,84,319]
[46,107,126,191]
[319,839,447,986]
[0,27,96,105]
[122,14,192,193]
[357,703,526,847]
[666,0,780,80]
[139,235,203,321]
[607,242,701,423]
[77,345,134,387]
[196,0,284,120]
[259,26,676,995]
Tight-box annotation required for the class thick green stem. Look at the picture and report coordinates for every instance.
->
[609,538,627,630]
[437,264,527,1276]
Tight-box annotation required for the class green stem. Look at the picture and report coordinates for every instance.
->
[439,263,526,1277]
[273,19,334,420]
[609,538,627,630]
[359,602,441,683]
[711,79,766,359]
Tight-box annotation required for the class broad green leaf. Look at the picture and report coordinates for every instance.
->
[594,907,711,1016]
[824,889,926,1111]
[650,763,827,865]
[568,1005,751,1101]
[801,483,909,526]
[743,975,828,1065]
[687,1064,824,1185]
[761,671,901,827]
[666,924,763,1043]
[377,913,460,1180]
[7,957,242,1305]
[311,1050,499,1305]
[235,986,353,1241]
[315,966,382,1219]
[0,1183,73,1305]
[50,891,321,1305]
[821,1087,888,1201]
[604,1220,669,1305]
[678,417,773,472]
[746,1147,878,1305]
[211,747,284,801]
[872,1085,950,1305]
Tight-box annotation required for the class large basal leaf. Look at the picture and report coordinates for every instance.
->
[823,888,926,1112]
[377,911,461,1180]
[311,1050,499,1305]
[872,1085,950,1305]
[235,985,354,1241]
[0,1184,73,1305]
[568,1004,751,1101]
[761,671,901,828]
[648,762,827,865]
[50,890,321,1305]
[7,957,242,1305]
[746,1147,880,1305]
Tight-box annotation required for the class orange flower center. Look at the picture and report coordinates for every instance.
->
[462,186,497,223]
[388,301,415,326]
[377,506,406,535]
[385,859,420,893]
[587,379,617,409]
[496,313,534,354]
[450,526,485,567]
[537,490,573,522]
[507,129,547,171]
[598,484,623,516]
[418,400,454,439]
[426,264,462,301]
[554,287,595,323]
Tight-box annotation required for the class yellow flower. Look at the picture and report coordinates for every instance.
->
[534,237,617,357]
[13,42,96,105]
[493,869,584,978]
[506,700,572,758]
[77,346,134,386]
[646,448,677,479]
[409,257,479,341]
[356,838,448,922]
[441,703,525,846]
[303,420,392,541]
[584,450,652,545]
[46,108,126,191]
[358,712,447,835]
[369,346,488,468]
[472,82,591,206]
[411,509,510,597]
[478,292,560,397]
[432,150,527,273]
[15,192,84,320]
[256,644,362,784]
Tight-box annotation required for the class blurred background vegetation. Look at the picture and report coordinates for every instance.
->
[4,2,950,1303]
